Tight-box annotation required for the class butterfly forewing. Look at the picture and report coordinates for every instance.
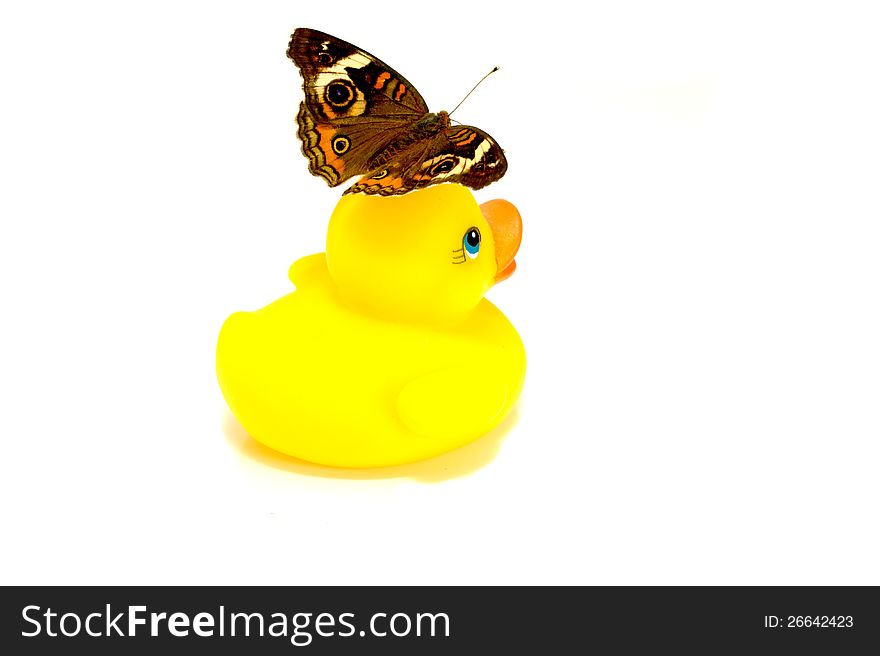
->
[289,28,428,116]
[441,125,508,190]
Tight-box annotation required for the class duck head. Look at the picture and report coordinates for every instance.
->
[325,183,522,326]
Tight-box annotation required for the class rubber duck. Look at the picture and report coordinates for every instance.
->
[216,183,525,467]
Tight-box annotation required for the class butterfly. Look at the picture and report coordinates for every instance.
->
[287,28,507,196]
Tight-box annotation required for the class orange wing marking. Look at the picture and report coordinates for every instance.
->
[374,71,391,89]
[315,125,346,175]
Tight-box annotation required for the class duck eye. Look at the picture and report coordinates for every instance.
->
[463,227,481,259]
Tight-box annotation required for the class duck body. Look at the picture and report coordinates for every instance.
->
[216,184,525,468]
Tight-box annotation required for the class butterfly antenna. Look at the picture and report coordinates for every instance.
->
[448,67,499,117]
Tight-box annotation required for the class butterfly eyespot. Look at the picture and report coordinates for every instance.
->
[463,227,481,259]
[372,169,389,180]
[325,80,355,108]
[430,159,456,176]
[317,52,333,65]
[332,136,350,155]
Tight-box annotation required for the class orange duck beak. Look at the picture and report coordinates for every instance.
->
[480,199,522,283]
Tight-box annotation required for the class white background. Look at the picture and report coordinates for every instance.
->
[1,1,878,585]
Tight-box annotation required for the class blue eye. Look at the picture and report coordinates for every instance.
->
[463,227,481,259]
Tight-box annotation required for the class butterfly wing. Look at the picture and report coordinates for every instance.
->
[288,28,430,186]
[345,125,508,196]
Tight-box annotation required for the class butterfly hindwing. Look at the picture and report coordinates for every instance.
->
[345,126,508,196]
[295,102,416,186]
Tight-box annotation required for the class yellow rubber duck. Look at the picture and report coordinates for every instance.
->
[216,184,525,467]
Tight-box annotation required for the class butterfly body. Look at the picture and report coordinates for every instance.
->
[288,28,507,195]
